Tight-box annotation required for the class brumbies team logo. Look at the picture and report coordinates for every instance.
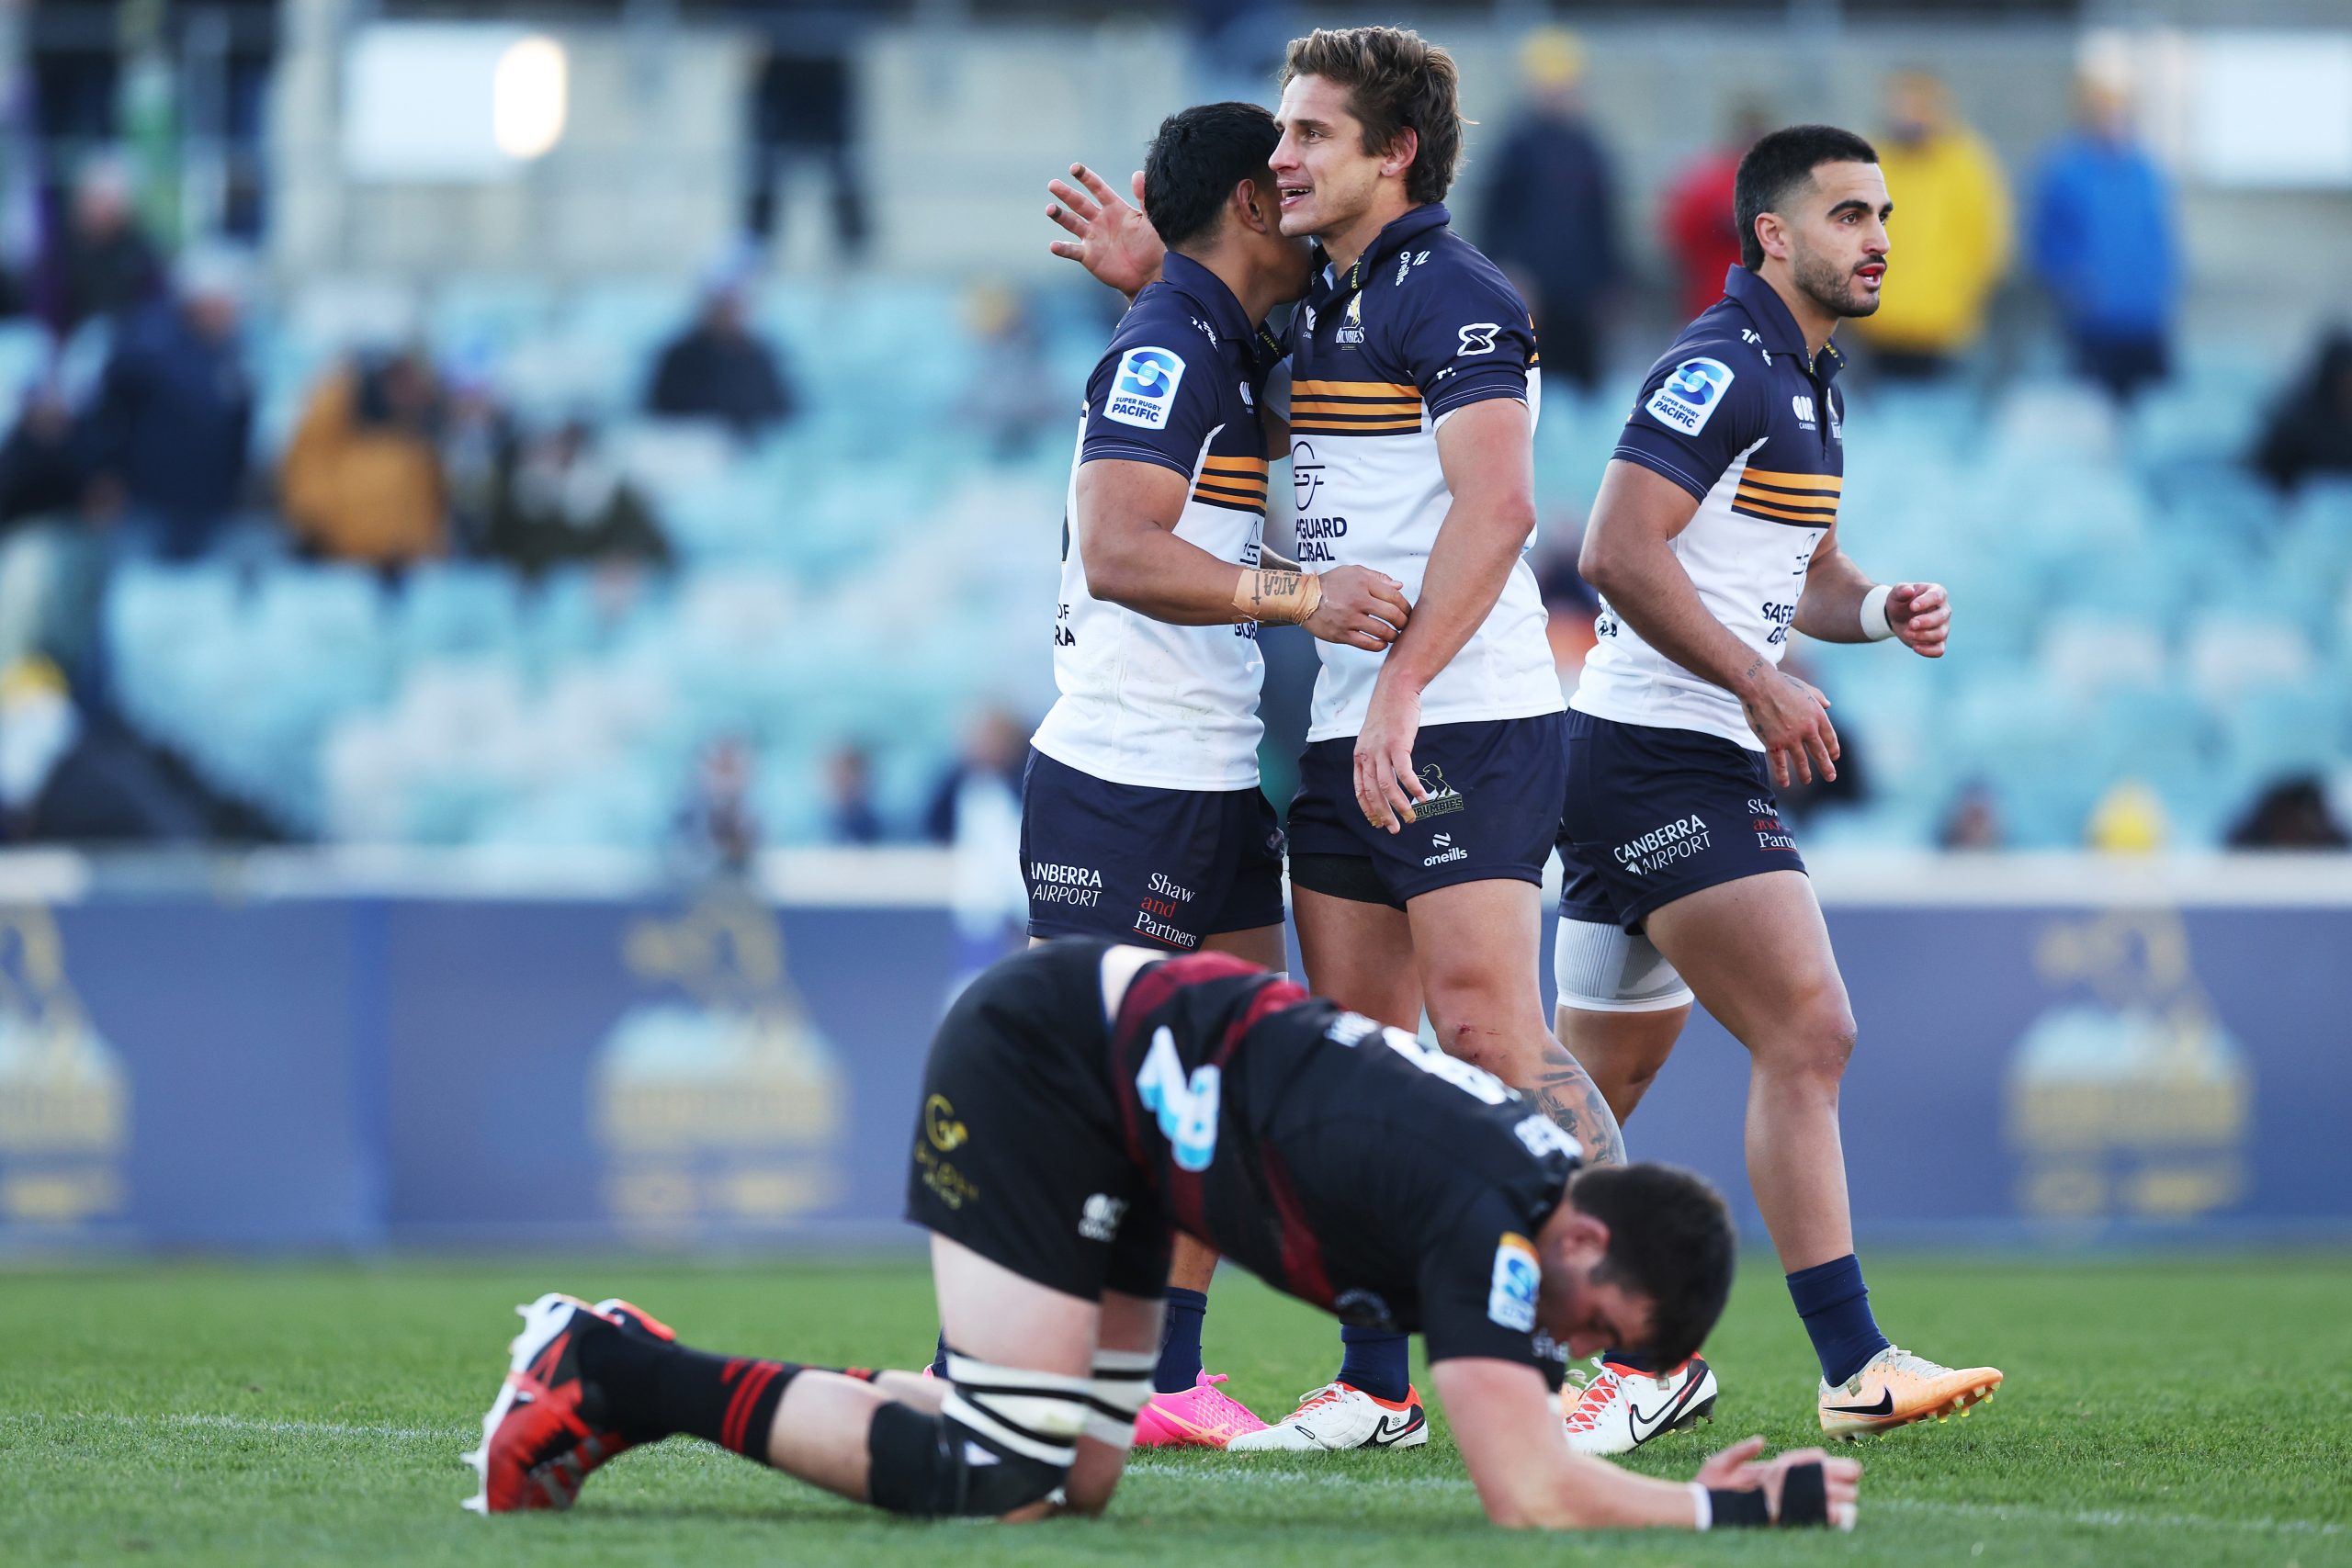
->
[1106,347,1185,430]
[1414,762,1465,818]
[1337,292,1366,345]
[1645,356,1735,436]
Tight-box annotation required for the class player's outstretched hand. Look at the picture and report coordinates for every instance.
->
[1045,164,1165,299]
[1886,581,1949,658]
[1695,1435,1862,1530]
[1306,566,1410,650]
[1353,674,1429,833]
[1740,669,1839,790]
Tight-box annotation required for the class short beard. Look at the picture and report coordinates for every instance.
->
[1793,245,1880,320]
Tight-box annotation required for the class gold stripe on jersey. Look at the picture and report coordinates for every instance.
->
[1739,468,1843,493]
[1291,379,1424,435]
[1293,378,1419,400]
[1193,453,1270,510]
[1734,494,1840,525]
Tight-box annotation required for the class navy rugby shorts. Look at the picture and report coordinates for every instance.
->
[1287,713,1566,908]
[1020,748,1287,949]
[1556,709,1807,931]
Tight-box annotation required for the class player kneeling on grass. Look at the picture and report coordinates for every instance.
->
[464,942,1860,1530]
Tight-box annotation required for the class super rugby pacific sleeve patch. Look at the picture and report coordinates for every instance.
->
[1644,356,1736,438]
[1103,346,1188,430]
[1487,1231,1541,1333]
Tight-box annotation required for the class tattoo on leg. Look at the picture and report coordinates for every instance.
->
[1533,1043,1627,1166]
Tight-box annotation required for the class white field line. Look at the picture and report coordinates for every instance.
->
[7,1415,2337,1540]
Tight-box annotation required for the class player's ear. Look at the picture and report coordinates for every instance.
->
[1379,126,1419,182]
[1238,175,1275,236]
[1754,209,1792,265]
[1549,1208,1611,1273]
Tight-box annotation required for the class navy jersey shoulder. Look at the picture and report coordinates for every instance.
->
[1292,208,1535,437]
[1613,279,1847,519]
[1081,269,1267,513]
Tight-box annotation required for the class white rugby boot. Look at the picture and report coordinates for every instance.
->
[1225,1381,1429,1451]
[1562,1355,1718,1456]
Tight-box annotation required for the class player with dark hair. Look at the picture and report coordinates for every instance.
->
[1020,100,1411,1448]
[464,941,1862,1533]
[1046,25,1623,1454]
[1549,124,2001,1453]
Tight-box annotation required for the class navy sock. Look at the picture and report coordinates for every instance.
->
[929,1332,948,1381]
[1600,1348,1668,1375]
[1336,1326,1410,1404]
[1154,1288,1209,1394]
[1786,1254,1892,1386]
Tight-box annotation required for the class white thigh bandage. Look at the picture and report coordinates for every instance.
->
[1554,918,1695,1013]
[1082,1348,1156,1449]
[941,1354,1091,1466]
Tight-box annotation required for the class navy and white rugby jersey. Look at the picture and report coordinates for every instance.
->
[1032,254,1285,791]
[1283,204,1564,743]
[1573,265,1849,750]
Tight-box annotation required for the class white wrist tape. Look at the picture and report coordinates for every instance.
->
[1860,583,1896,642]
[1691,1481,1713,1530]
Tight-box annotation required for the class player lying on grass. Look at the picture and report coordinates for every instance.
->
[465,941,1860,1530]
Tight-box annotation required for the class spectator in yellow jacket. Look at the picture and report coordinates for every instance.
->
[279,352,448,571]
[1853,71,2012,380]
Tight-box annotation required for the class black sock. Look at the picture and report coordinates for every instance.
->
[1602,1348,1668,1375]
[576,1321,799,1461]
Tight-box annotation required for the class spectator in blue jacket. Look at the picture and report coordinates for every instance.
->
[2028,75,2178,403]
[84,247,255,559]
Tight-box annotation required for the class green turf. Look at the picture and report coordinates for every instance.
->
[2,1252,2346,1566]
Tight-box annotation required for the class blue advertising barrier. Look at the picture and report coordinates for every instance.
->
[2,855,2346,1251]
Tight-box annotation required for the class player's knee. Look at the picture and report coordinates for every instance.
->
[865,1358,1097,1519]
[1768,989,1857,1082]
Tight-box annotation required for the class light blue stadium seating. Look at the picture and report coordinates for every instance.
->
[84,273,2352,851]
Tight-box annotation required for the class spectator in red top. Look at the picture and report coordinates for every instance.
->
[1659,104,1772,321]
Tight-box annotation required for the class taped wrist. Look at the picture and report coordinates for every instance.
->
[1233,568,1323,626]
[1773,1461,1830,1526]
[1860,583,1896,641]
[1082,1348,1156,1449]
[1705,1487,1771,1528]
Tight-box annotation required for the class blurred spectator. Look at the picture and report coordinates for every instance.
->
[1660,103,1771,321]
[438,356,516,552]
[1852,71,2011,381]
[926,707,1029,993]
[1476,29,1619,397]
[0,385,110,676]
[673,735,762,878]
[0,656,207,843]
[2227,777,2350,850]
[962,285,1061,460]
[2087,778,2168,854]
[648,263,797,437]
[745,41,869,258]
[1938,781,2006,851]
[2028,74,2178,404]
[279,350,448,571]
[2252,328,2352,492]
[82,247,255,561]
[821,744,888,846]
[1532,516,1600,680]
[36,156,164,342]
[484,421,669,579]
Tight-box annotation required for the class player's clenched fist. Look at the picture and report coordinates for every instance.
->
[1305,566,1411,651]
[1885,581,1949,658]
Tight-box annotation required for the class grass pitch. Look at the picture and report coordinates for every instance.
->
[4,1251,2346,1567]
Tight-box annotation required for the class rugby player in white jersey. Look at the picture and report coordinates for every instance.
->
[1019,100,1412,1450]
[1548,125,2001,1453]
[1046,26,1629,1452]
